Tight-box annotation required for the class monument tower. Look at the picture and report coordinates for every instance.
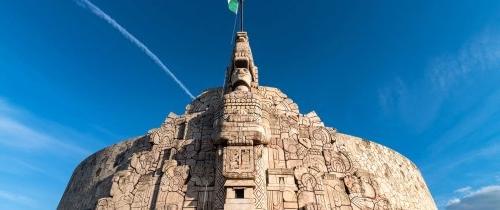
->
[58,4,437,209]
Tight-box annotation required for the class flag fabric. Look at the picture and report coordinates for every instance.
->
[228,0,239,14]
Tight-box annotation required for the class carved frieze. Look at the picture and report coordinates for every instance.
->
[223,146,255,179]
[215,90,270,146]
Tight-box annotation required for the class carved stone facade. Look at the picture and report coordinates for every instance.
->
[58,32,437,210]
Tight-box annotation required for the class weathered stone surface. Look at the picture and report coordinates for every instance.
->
[58,32,437,210]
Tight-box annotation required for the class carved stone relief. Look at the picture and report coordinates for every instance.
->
[323,174,352,210]
[156,160,190,210]
[344,171,390,210]
[223,146,255,179]
[323,144,355,177]
[59,31,435,210]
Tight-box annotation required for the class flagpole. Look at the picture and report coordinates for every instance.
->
[240,0,244,32]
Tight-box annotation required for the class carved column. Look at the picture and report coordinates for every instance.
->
[214,146,226,210]
[254,144,268,210]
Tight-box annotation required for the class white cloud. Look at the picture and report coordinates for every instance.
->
[446,198,460,206]
[446,185,500,210]
[454,186,472,194]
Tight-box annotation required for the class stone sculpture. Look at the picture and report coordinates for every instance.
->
[58,32,437,210]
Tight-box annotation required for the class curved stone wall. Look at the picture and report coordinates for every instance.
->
[58,87,437,210]
[58,136,150,210]
[334,133,436,209]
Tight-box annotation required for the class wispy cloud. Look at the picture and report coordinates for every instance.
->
[0,156,67,183]
[429,28,500,92]
[0,190,36,208]
[377,27,500,132]
[425,141,500,184]
[454,186,472,194]
[0,98,107,209]
[426,89,500,155]
[75,0,195,99]
[0,98,91,158]
[446,185,500,210]
[0,98,100,208]
[0,115,89,155]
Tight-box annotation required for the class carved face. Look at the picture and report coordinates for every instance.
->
[231,67,252,91]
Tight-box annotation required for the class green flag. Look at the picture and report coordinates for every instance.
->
[228,0,239,14]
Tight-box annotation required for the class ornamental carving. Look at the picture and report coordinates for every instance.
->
[344,171,390,210]
[156,160,190,210]
[323,145,355,176]
[310,127,331,147]
[223,146,255,179]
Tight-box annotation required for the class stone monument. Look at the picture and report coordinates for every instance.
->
[58,32,437,210]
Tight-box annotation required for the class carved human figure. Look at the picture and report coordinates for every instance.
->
[130,153,154,175]
[344,172,389,210]
[109,171,137,210]
[131,175,155,209]
[161,160,189,192]
[156,160,189,210]
[190,161,215,186]
[295,166,325,209]
[323,176,352,210]
[229,150,240,170]
[231,67,253,91]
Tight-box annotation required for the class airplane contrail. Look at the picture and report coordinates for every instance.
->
[75,0,196,99]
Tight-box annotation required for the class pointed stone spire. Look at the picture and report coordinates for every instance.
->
[225,32,259,93]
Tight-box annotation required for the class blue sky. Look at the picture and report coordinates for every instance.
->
[0,0,499,209]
